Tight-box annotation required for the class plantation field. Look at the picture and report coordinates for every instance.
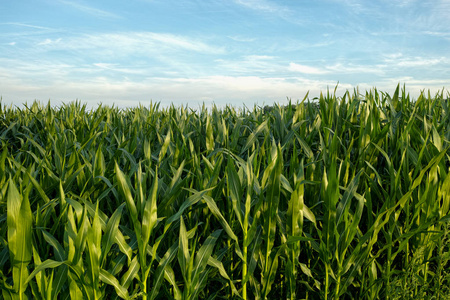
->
[1,86,450,299]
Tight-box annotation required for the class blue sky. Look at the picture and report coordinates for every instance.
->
[1,0,449,108]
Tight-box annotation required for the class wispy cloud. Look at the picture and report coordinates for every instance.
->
[288,63,328,75]
[58,32,225,55]
[329,0,367,14]
[422,31,450,37]
[383,54,448,67]
[0,30,226,85]
[326,63,385,75]
[57,0,121,19]
[396,58,446,67]
[93,63,146,75]
[227,35,256,42]
[384,53,403,60]
[395,0,420,7]
[288,61,385,76]
[232,0,303,24]
[38,38,62,46]
[215,55,280,75]
[2,29,223,57]
[0,22,60,38]
[233,0,290,14]
[1,22,53,30]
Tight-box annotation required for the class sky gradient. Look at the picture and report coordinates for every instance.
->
[1,0,449,108]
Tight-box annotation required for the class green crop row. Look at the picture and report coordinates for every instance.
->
[0,85,449,299]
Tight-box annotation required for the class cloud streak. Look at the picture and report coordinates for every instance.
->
[233,0,290,14]
[38,38,62,46]
[57,0,121,19]
[1,22,54,30]
[383,54,449,68]
[288,63,328,75]
[48,32,225,56]
[232,0,305,25]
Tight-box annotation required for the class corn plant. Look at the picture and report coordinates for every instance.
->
[0,85,449,299]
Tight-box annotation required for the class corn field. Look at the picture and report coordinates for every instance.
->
[1,85,450,299]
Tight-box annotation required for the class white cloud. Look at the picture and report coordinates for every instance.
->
[0,73,351,108]
[214,55,281,75]
[288,63,329,75]
[384,53,403,60]
[0,60,75,87]
[57,32,225,55]
[396,57,446,67]
[232,0,304,24]
[38,38,62,46]
[233,0,290,14]
[93,63,116,69]
[389,0,419,7]
[326,63,385,75]
[57,0,121,19]
[1,22,53,30]
[93,63,146,75]
[246,55,274,60]
[2,69,447,109]
[383,55,448,67]
[227,35,256,42]
[331,0,367,13]
[382,77,449,86]
[422,31,450,37]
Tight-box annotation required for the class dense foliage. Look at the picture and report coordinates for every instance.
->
[1,86,449,299]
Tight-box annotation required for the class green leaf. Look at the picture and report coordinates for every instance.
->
[207,256,240,297]
[240,119,268,155]
[205,114,214,151]
[115,162,139,234]
[26,260,65,285]
[100,269,130,300]
[227,160,244,229]
[120,256,140,289]
[101,204,125,265]
[41,230,65,261]
[177,217,190,283]
[86,203,102,291]
[192,230,222,285]
[158,128,171,163]
[165,187,214,226]
[141,167,158,248]
[149,242,178,300]
[202,195,239,243]
[336,169,362,225]
[93,144,106,181]
[263,145,282,263]
[7,179,33,296]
